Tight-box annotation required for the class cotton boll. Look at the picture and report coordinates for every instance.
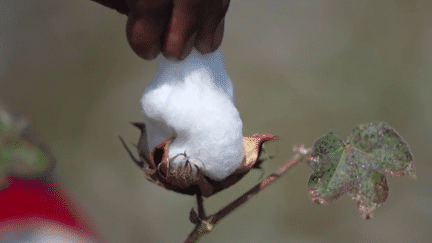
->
[141,49,245,181]
[131,49,277,196]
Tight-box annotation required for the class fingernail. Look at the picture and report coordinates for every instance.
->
[144,45,160,60]
[196,36,212,54]
[130,18,145,44]
[196,16,217,54]
[179,33,197,60]
[212,18,225,51]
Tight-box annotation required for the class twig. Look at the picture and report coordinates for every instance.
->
[196,190,207,220]
[183,145,310,243]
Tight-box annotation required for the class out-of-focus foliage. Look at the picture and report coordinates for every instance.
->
[0,105,55,189]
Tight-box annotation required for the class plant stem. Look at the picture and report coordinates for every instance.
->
[184,146,308,243]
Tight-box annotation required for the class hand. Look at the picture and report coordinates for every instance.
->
[125,0,230,61]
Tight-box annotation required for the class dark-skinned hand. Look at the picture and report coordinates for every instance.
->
[124,0,230,61]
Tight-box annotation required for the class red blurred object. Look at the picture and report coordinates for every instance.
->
[0,176,101,242]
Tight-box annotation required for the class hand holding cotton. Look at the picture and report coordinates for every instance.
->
[141,49,244,181]
[121,48,277,197]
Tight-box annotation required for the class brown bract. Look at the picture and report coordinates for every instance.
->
[121,123,277,197]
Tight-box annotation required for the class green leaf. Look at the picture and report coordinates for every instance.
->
[0,106,27,137]
[307,122,415,219]
[0,105,55,189]
[1,137,53,176]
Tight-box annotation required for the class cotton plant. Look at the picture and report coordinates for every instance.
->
[121,49,277,197]
[120,49,416,242]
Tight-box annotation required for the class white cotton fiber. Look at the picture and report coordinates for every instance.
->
[141,49,245,181]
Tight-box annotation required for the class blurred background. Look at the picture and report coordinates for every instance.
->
[1,0,431,242]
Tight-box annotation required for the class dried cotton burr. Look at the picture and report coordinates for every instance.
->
[121,48,277,197]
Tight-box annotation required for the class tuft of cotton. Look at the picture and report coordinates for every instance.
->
[141,49,245,181]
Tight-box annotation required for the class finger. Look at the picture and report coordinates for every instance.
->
[163,0,202,60]
[126,16,160,60]
[195,0,230,54]
[211,17,225,52]
[125,0,171,60]
[179,32,197,60]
